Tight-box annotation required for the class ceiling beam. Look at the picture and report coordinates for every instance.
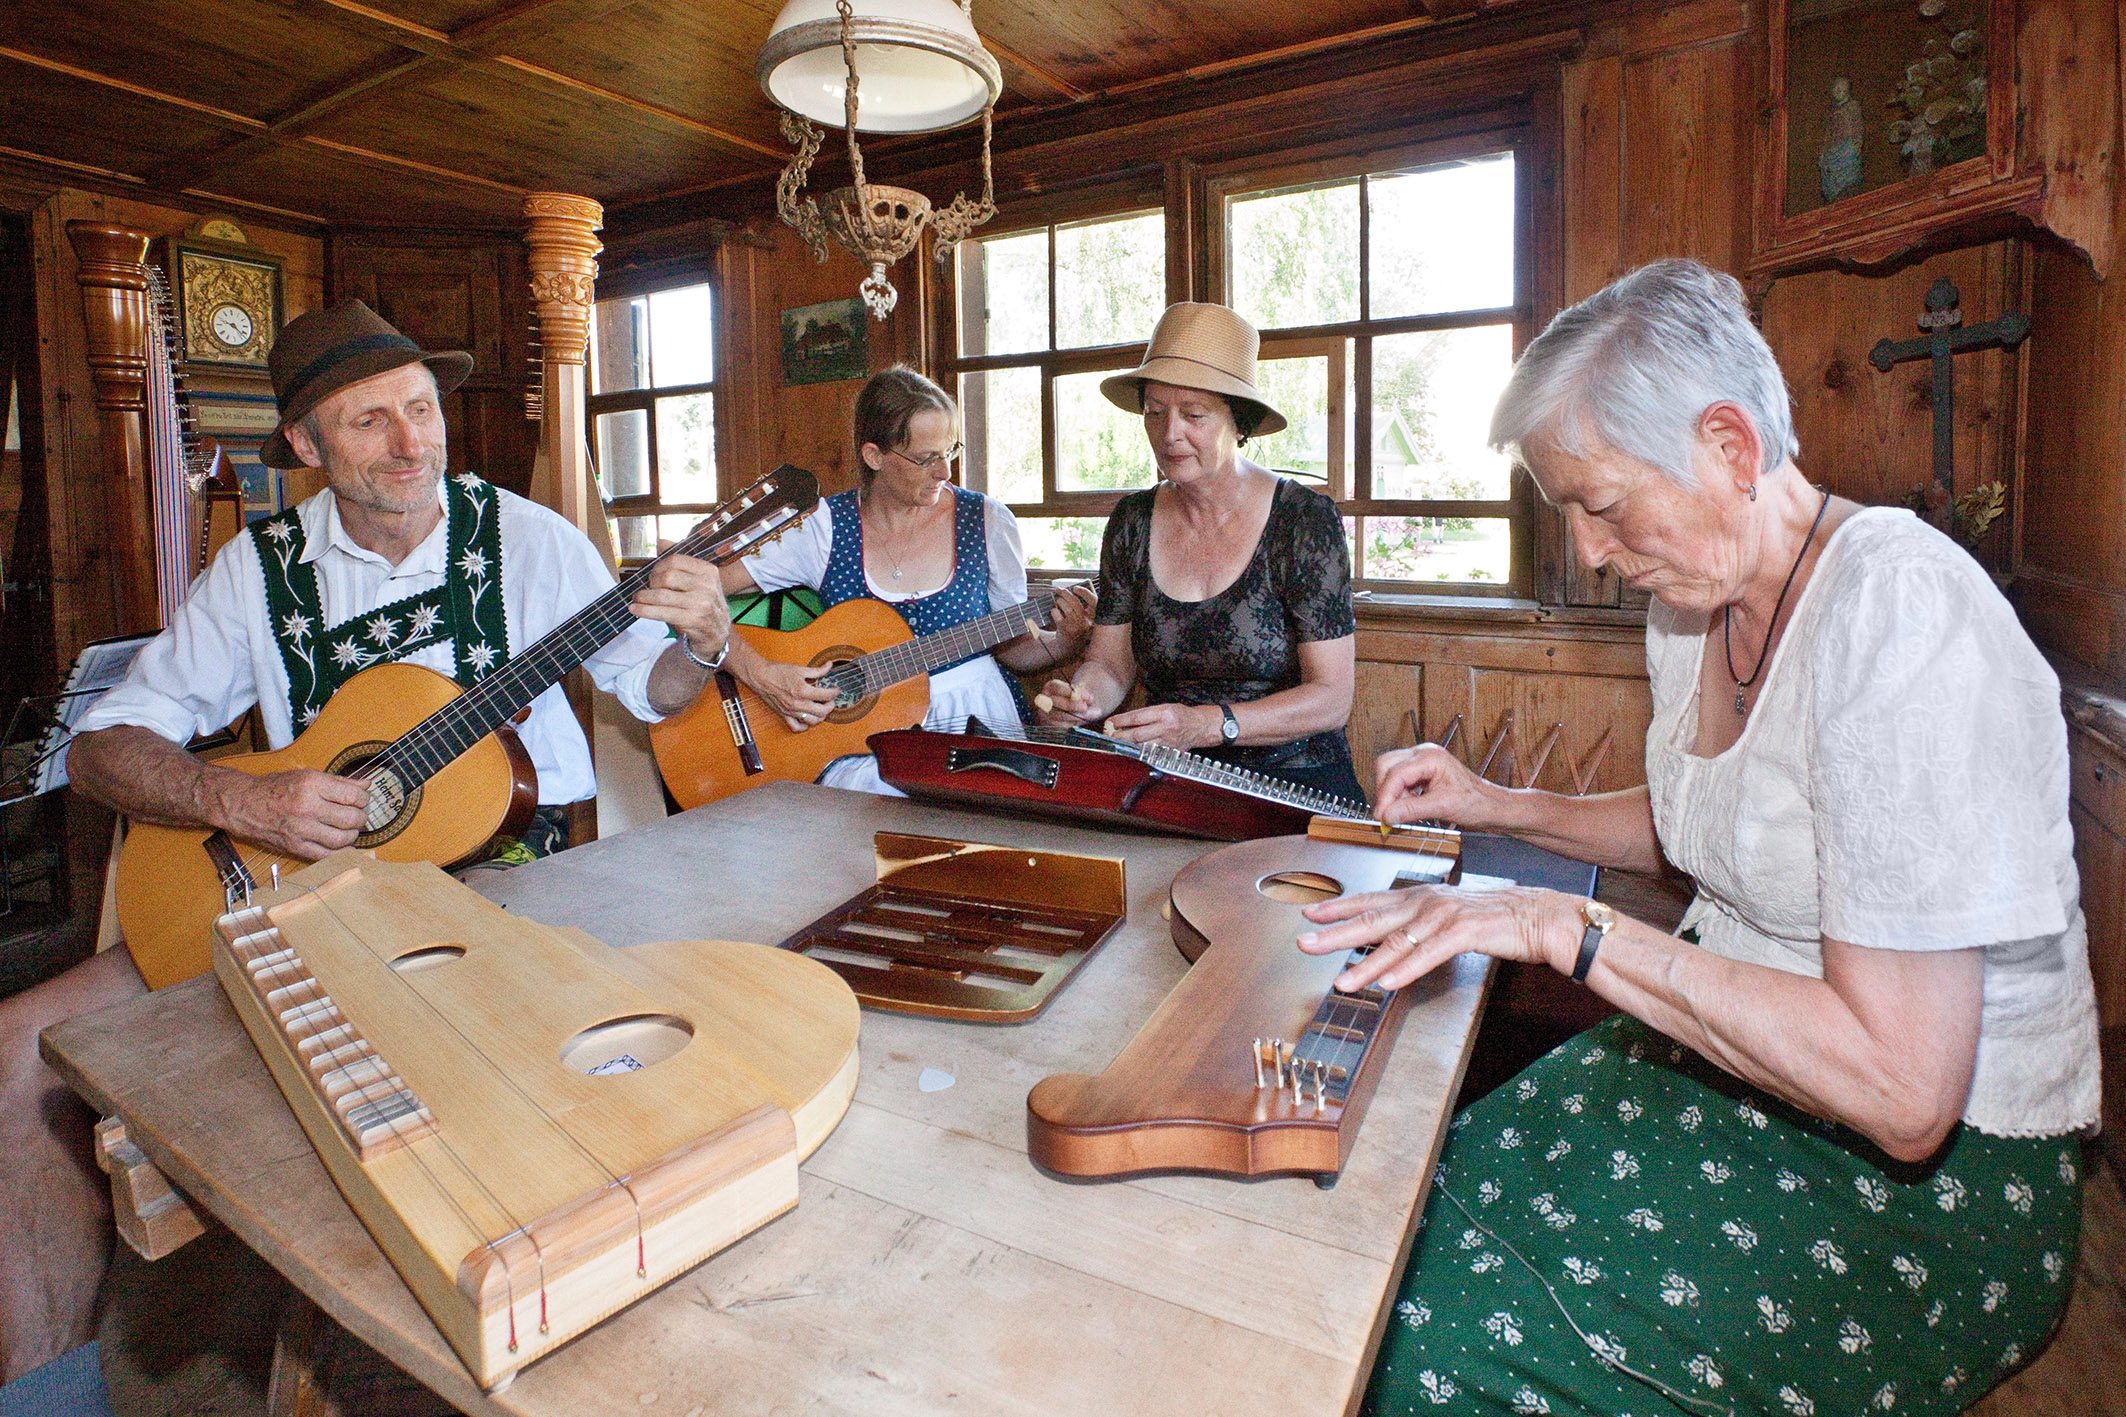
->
[137,0,782,197]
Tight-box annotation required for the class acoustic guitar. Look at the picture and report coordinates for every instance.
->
[649,581,1089,810]
[114,465,819,990]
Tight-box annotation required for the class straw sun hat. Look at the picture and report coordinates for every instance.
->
[1098,302,1288,437]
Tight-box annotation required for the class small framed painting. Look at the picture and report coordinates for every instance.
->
[780,299,868,386]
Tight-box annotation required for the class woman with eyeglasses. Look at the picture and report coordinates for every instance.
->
[719,365,1095,794]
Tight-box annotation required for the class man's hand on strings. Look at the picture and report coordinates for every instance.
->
[209,767,371,861]
[632,552,734,665]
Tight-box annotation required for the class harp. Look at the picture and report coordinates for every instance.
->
[67,222,234,632]
[213,851,861,1391]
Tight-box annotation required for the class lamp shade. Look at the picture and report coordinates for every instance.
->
[757,0,1003,134]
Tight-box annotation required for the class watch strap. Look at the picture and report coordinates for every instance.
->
[1218,703,1238,742]
[679,634,729,673]
[1571,918,1605,982]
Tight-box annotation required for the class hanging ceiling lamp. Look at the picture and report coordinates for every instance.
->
[758,0,1002,320]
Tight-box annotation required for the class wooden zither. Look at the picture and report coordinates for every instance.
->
[777,832,1126,1023]
[1028,821,1484,1183]
[211,853,860,1391]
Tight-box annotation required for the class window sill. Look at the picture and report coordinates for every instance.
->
[1354,591,1648,631]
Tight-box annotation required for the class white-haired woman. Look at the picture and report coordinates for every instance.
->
[1301,260,2097,1415]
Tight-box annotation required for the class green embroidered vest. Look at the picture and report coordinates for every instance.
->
[252,473,511,728]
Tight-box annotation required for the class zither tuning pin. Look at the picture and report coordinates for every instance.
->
[1251,1037,1266,1089]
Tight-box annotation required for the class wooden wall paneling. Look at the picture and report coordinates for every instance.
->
[713,233,766,496]
[1619,35,1750,275]
[1462,667,1653,793]
[1348,659,1424,796]
[1760,243,2022,516]
[2019,0,2120,279]
[1559,54,1624,304]
[724,223,928,499]
[2016,159,2126,678]
[2068,722,2126,1030]
[327,231,538,495]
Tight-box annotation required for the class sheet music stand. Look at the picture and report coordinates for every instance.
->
[0,633,157,917]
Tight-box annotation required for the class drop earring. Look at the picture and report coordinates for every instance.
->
[1747,483,1758,502]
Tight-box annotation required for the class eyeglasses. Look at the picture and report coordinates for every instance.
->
[891,441,963,471]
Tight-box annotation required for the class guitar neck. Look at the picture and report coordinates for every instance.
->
[379,476,808,793]
[839,588,1058,696]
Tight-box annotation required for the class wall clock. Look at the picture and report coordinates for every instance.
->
[162,223,282,372]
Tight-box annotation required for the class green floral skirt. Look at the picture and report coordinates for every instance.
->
[1365,1015,2084,1416]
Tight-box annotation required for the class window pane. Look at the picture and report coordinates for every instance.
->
[596,408,649,499]
[1353,515,1512,585]
[1228,181,1359,331]
[1244,353,1332,483]
[1016,517,1107,571]
[1369,154,1516,318]
[656,393,716,505]
[958,229,1048,357]
[1055,370,1157,493]
[1055,211,1165,350]
[593,297,649,394]
[648,285,715,387]
[615,515,656,561]
[961,367,1042,503]
[1371,325,1515,501]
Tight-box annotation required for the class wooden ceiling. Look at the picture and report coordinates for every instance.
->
[0,0,1499,232]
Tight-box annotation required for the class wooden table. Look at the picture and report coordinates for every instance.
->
[43,783,1492,1417]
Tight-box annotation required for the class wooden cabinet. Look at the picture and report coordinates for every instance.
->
[1752,0,2117,279]
[2067,723,2126,1030]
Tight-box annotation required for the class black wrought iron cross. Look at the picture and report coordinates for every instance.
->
[1868,277,2030,496]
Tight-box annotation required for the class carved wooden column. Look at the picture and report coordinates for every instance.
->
[523,193,609,847]
[67,222,160,634]
[522,193,610,566]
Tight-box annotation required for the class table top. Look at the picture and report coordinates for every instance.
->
[43,783,1491,1417]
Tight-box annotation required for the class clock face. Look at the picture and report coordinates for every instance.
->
[209,303,254,348]
[178,247,277,369]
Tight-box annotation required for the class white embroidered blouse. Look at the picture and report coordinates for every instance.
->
[1645,507,2100,1138]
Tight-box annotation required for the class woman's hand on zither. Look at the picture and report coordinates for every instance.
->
[1036,679,1100,726]
[1374,743,1508,830]
[1296,883,1581,992]
[751,661,839,732]
[1103,702,1223,751]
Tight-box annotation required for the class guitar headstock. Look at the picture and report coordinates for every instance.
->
[689,464,821,566]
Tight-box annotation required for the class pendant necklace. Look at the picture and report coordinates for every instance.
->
[1724,487,1831,718]
[860,489,907,580]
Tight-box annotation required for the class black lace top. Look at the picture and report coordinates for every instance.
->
[1094,477,1356,770]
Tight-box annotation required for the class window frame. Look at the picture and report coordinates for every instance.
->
[584,280,723,561]
[1207,127,1539,596]
[939,110,1554,597]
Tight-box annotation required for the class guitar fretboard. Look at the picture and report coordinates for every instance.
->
[821,588,1061,703]
[370,472,810,797]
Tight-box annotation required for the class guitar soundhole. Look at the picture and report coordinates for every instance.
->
[327,740,423,848]
[1258,871,1344,904]
[809,644,878,724]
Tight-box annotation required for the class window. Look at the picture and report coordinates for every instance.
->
[587,283,717,562]
[1222,150,1526,591]
[952,208,1167,570]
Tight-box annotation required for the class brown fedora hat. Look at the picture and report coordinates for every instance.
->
[1098,302,1287,436]
[258,300,474,469]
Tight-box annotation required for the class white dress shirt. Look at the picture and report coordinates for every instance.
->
[79,483,672,805]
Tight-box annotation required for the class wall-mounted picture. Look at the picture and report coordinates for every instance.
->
[780,298,868,386]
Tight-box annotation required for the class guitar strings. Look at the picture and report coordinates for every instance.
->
[246,868,656,1345]
[221,897,546,1348]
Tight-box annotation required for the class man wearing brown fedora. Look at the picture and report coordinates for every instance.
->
[0,300,735,1382]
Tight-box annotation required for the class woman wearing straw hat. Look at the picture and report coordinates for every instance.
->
[1038,302,1365,804]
